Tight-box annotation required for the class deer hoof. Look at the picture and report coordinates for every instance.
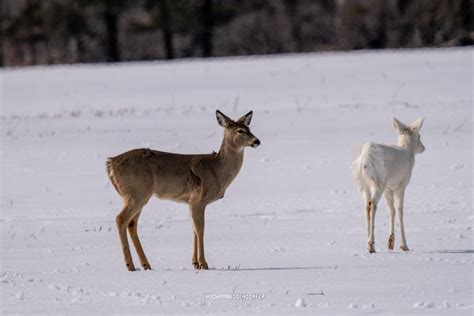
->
[196,261,209,270]
[400,245,410,251]
[368,242,376,253]
[192,261,199,269]
[126,263,136,271]
[388,234,395,250]
[142,263,152,270]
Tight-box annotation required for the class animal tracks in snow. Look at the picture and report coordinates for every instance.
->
[100,291,162,304]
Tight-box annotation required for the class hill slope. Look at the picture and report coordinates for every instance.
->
[1,48,472,314]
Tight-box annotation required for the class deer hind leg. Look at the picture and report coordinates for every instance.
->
[385,190,396,250]
[189,203,208,270]
[116,196,150,271]
[128,210,152,270]
[367,200,376,253]
[395,189,409,251]
[368,189,383,253]
[363,190,371,239]
[192,232,198,269]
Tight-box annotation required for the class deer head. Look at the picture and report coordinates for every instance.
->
[216,110,261,150]
[393,117,425,154]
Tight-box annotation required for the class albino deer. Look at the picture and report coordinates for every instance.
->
[353,117,425,253]
[106,110,260,271]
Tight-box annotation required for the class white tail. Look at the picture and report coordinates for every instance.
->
[353,117,425,253]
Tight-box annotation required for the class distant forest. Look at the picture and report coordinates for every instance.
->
[1,0,472,67]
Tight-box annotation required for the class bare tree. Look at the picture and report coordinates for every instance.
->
[283,0,303,52]
[4,0,48,65]
[103,0,120,62]
[159,0,174,59]
[1,0,471,66]
[0,0,4,67]
[201,0,214,57]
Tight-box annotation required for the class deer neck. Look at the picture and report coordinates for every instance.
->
[398,136,416,156]
[215,137,244,179]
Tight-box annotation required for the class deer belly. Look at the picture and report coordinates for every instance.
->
[386,171,410,190]
[209,190,225,203]
[153,178,194,204]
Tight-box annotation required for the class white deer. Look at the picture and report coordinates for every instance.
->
[353,117,425,253]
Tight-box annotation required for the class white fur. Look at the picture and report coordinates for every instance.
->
[353,117,425,253]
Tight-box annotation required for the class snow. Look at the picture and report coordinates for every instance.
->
[294,297,306,308]
[1,48,472,314]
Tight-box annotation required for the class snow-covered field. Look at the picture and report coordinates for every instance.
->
[1,48,472,315]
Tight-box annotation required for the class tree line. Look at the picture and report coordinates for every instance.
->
[1,0,472,67]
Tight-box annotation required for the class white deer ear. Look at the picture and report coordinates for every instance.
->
[392,117,409,133]
[237,111,253,126]
[216,110,232,127]
[410,117,425,132]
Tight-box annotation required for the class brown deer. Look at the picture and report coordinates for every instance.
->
[106,110,260,271]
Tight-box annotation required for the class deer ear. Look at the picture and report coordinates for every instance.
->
[216,110,232,127]
[237,111,253,126]
[392,117,409,134]
[410,117,425,132]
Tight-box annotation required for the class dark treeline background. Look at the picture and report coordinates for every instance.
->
[1,0,473,67]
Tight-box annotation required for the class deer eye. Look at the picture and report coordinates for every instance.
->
[237,129,245,135]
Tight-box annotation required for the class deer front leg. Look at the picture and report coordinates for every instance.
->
[189,203,208,270]
[384,190,396,250]
[395,189,409,251]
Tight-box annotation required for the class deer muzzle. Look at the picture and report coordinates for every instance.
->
[252,139,261,148]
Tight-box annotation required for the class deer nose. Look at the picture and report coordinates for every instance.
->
[252,139,261,148]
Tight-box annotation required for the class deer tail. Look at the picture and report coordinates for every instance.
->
[106,158,122,196]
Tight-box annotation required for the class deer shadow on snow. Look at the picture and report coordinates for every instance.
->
[424,249,474,254]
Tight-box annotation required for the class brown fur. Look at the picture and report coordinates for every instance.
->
[107,111,260,271]
[106,159,122,196]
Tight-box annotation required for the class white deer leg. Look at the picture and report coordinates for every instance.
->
[384,190,396,250]
[368,201,377,253]
[364,190,371,238]
[368,190,383,253]
[395,189,409,251]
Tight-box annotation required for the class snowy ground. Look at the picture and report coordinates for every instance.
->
[1,48,472,315]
